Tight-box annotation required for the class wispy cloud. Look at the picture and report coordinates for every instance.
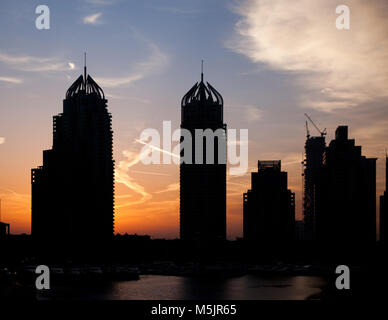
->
[0,77,22,84]
[228,0,388,112]
[154,183,179,194]
[130,170,170,177]
[115,150,152,208]
[244,105,262,122]
[136,139,179,160]
[0,188,31,233]
[83,12,103,25]
[151,6,200,15]
[0,51,76,72]
[0,137,5,144]
[85,0,115,5]
[105,94,150,104]
[95,41,169,88]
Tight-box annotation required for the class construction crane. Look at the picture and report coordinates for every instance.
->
[304,113,327,137]
[305,121,310,139]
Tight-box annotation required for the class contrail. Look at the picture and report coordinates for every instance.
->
[136,139,180,159]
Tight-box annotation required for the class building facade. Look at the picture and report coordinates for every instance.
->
[315,126,376,246]
[180,71,227,245]
[243,160,295,246]
[31,67,114,246]
[303,136,326,240]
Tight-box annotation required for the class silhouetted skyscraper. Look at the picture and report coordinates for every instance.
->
[0,222,10,239]
[315,126,376,246]
[180,69,226,245]
[303,135,325,240]
[32,64,114,246]
[380,155,387,243]
[243,161,295,246]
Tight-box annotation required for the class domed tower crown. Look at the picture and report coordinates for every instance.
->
[181,61,223,107]
[65,53,105,100]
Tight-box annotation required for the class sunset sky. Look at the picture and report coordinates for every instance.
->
[0,0,387,239]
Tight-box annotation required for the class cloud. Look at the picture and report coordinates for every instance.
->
[83,12,103,25]
[244,105,262,122]
[130,170,170,177]
[95,42,169,88]
[228,0,388,112]
[105,94,150,104]
[85,0,115,5]
[154,183,179,194]
[0,188,31,233]
[115,150,152,207]
[136,139,179,160]
[0,77,22,84]
[151,6,201,15]
[0,137,5,144]
[0,51,76,72]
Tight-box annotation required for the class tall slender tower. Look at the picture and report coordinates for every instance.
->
[303,135,325,240]
[32,61,114,246]
[180,67,227,245]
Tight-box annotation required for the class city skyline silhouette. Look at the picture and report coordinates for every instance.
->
[1,1,388,305]
[0,62,386,242]
[0,1,387,241]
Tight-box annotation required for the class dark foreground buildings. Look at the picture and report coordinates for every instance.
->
[180,70,227,245]
[31,65,114,247]
[380,155,388,243]
[315,126,376,246]
[243,161,295,247]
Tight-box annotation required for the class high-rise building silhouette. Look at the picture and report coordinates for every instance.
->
[31,63,114,246]
[180,68,227,245]
[243,161,295,246]
[315,126,376,245]
[0,199,10,239]
[0,222,10,239]
[303,135,325,240]
[380,155,387,243]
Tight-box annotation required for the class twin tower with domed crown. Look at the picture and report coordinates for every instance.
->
[31,63,226,247]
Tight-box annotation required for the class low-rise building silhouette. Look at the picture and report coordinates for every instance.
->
[243,160,295,246]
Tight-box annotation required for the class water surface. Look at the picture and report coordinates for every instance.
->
[38,275,326,300]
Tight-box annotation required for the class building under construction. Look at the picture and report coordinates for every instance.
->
[302,115,326,240]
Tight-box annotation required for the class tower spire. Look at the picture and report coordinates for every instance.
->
[201,59,203,82]
[84,52,87,89]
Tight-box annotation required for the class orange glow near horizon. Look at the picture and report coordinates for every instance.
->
[0,148,383,239]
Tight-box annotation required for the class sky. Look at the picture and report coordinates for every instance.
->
[0,0,387,239]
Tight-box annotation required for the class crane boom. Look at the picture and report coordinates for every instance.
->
[304,113,326,137]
